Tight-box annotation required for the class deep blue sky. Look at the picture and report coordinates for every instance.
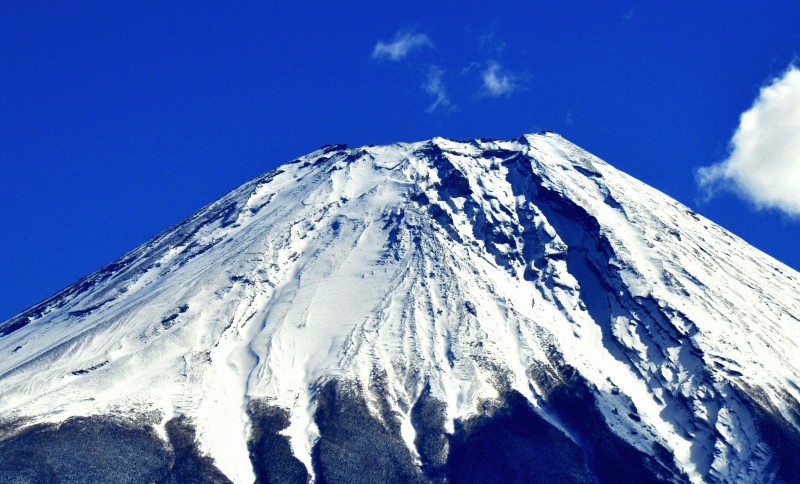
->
[2,2,799,321]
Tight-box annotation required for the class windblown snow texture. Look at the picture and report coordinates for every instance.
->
[1,133,799,483]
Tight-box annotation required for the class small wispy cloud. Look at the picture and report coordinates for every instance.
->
[423,66,451,113]
[622,8,635,21]
[481,61,520,97]
[479,31,506,56]
[564,111,575,125]
[459,62,481,76]
[697,64,800,217]
[371,30,432,61]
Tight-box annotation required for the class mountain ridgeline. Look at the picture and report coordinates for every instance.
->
[1,133,799,483]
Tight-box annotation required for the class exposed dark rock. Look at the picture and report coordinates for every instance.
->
[464,301,477,316]
[70,360,109,376]
[67,298,115,318]
[0,318,30,338]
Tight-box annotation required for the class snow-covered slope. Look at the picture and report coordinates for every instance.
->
[1,133,799,483]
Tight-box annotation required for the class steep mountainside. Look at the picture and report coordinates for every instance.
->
[1,133,799,483]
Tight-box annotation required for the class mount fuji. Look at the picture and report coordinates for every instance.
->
[1,132,799,483]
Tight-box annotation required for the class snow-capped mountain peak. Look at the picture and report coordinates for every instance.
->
[1,132,799,483]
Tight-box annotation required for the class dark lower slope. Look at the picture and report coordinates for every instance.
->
[311,380,427,484]
[1,377,797,483]
[446,391,594,484]
[0,415,230,483]
[247,401,309,483]
[734,384,800,483]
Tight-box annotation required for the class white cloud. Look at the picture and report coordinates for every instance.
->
[423,66,450,113]
[564,111,575,125]
[371,30,432,61]
[481,62,519,97]
[697,65,800,216]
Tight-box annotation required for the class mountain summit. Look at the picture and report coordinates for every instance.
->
[1,133,799,483]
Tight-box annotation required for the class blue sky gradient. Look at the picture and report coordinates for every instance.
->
[2,2,800,320]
